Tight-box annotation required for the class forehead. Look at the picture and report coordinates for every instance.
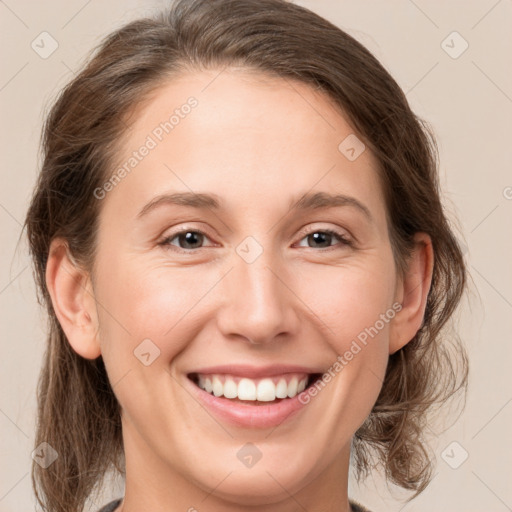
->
[101,68,387,226]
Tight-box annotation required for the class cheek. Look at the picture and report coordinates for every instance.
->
[94,260,202,414]
[297,256,396,341]
[298,256,396,408]
[95,253,219,369]
[96,238,396,370]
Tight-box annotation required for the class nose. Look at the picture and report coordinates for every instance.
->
[215,248,299,346]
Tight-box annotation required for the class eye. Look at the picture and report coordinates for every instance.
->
[295,228,352,250]
[159,229,214,252]
[159,227,352,254]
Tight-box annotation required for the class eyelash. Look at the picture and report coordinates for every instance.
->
[295,228,352,250]
[159,227,352,254]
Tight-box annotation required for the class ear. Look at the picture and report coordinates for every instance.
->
[45,238,101,359]
[389,232,434,354]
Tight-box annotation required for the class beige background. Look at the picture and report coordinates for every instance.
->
[1,0,511,511]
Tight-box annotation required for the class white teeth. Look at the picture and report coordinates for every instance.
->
[212,376,223,397]
[223,378,238,399]
[257,379,276,401]
[276,378,288,399]
[287,377,298,398]
[238,378,257,400]
[195,373,310,402]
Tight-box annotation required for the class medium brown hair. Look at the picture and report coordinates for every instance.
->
[24,0,468,510]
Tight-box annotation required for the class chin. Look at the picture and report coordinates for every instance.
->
[192,459,314,506]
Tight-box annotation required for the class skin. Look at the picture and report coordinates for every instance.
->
[45,68,433,512]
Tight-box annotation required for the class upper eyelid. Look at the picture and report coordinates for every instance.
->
[161,225,351,248]
[161,226,216,243]
[296,224,350,239]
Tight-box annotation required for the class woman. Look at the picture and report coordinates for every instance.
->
[24,0,468,511]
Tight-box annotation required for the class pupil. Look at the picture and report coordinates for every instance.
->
[178,232,332,249]
[181,231,202,249]
[310,232,330,248]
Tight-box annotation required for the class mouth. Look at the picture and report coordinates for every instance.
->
[187,372,323,405]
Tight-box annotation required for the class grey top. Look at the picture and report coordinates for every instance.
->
[97,498,372,511]
[351,500,372,512]
[97,498,122,512]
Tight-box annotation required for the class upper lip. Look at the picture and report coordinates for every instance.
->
[188,364,323,379]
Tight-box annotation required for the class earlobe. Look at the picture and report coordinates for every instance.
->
[45,238,101,360]
[389,232,434,354]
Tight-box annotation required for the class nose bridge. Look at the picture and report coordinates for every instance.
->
[217,242,296,344]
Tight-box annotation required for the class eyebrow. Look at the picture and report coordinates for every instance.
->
[136,191,372,222]
[290,191,372,222]
[137,192,222,218]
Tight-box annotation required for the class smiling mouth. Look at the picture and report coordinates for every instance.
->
[187,372,323,405]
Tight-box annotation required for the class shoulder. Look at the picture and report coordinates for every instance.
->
[350,499,373,512]
[97,498,122,512]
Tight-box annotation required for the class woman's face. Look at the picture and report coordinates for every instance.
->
[93,69,400,505]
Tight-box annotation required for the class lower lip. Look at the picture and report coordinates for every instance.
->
[186,377,311,429]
